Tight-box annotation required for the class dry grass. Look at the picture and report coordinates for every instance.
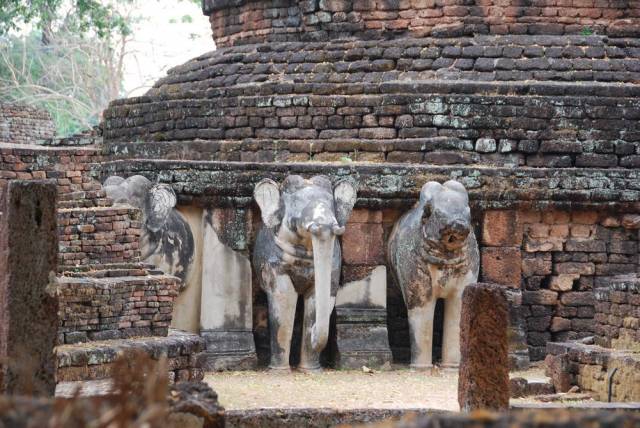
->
[2,350,171,428]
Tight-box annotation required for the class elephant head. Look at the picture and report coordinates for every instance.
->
[254,175,357,352]
[419,180,472,253]
[103,175,194,284]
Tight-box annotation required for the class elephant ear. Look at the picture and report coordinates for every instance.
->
[146,184,177,232]
[254,178,282,228]
[334,179,357,227]
[443,180,469,202]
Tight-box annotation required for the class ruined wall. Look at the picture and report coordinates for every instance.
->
[58,268,180,344]
[594,274,640,350]
[58,207,142,268]
[0,143,143,269]
[547,341,640,401]
[0,103,55,144]
[0,143,105,206]
[482,209,640,361]
[203,0,640,47]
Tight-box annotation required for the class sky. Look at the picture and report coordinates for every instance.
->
[122,0,213,97]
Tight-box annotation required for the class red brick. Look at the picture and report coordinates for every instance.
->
[481,247,521,288]
[342,222,385,265]
[482,210,522,246]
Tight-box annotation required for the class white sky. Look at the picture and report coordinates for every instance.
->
[123,0,213,97]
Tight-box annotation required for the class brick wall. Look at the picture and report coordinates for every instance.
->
[482,209,640,360]
[0,143,146,271]
[104,36,640,164]
[104,81,640,166]
[0,143,106,208]
[58,207,142,268]
[203,0,640,47]
[0,103,55,144]
[594,274,640,350]
[58,268,179,344]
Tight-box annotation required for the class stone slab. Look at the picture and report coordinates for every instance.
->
[197,330,257,371]
[458,283,509,412]
[335,266,392,369]
[0,180,58,396]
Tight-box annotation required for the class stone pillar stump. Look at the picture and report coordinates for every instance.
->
[198,207,257,370]
[0,180,58,396]
[458,283,509,412]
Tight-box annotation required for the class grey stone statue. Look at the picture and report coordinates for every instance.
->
[103,175,195,286]
[253,175,357,371]
[388,180,479,369]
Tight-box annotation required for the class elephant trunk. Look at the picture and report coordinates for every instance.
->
[310,233,336,353]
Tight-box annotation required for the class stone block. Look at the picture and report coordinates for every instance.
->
[524,237,564,252]
[335,266,392,369]
[522,290,558,306]
[458,283,509,412]
[560,291,595,307]
[544,353,574,392]
[342,221,385,265]
[199,208,256,370]
[482,210,521,246]
[0,180,58,396]
[481,247,521,288]
[521,255,552,277]
[549,274,579,291]
[555,262,595,275]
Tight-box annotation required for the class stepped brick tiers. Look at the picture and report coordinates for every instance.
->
[0,140,204,387]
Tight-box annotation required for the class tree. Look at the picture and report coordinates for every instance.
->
[0,1,133,43]
[0,1,137,136]
[0,0,206,136]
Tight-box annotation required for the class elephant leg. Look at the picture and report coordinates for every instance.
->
[408,300,437,369]
[299,290,335,371]
[441,292,463,369]
[266,274,298,370]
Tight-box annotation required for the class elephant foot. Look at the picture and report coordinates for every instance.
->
[297,364,322,373]
[409,363,434,371]
[440,363,459,373]
[268,365,292,372]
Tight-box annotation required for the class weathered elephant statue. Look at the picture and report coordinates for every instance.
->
[103,175,195,286]
[388,180,479,369]
[253,175,357,371]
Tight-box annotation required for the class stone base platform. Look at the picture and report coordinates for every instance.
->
[546,341,640,402]
[55,330,204,383]
[197,330,258,371]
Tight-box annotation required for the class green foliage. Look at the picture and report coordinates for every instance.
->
[581,27,594,36]
[0,30,119,136]
[0,0,205,136]
[0,0,134,39]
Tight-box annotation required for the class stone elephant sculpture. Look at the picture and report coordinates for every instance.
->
[253,175,357,371]
[103,175,195,287]
[388,180,479,369]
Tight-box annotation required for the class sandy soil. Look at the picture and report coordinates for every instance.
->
[204,364,559,411]
[205,368,462,411]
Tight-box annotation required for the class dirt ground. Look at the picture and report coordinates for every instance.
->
[205,365,553,411]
